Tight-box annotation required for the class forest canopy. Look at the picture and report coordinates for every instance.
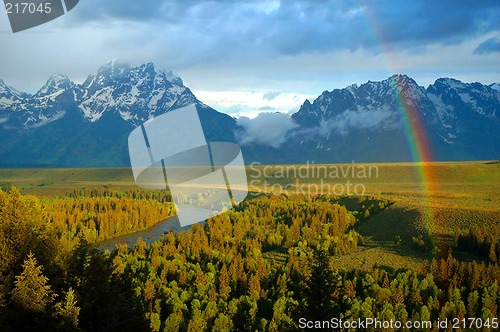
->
[0,187,499,331]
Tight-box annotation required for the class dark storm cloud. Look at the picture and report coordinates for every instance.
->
[70,0,500,56]
[1,0,498,95]
[474,37,500,54]
[70,0,167,21]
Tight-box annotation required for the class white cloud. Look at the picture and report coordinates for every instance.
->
[236,112,298,148]
[297,108,395,139]
[327,109,394,134]
[194,90,316,116]
[235,107,394,148]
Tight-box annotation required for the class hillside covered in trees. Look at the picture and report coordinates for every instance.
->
[1,187,499,331]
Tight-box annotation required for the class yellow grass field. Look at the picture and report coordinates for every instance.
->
[1,160,498,271]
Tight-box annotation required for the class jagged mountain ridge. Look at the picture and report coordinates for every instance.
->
[0,62,236,167]
[0,66,498,167]
[0,61,201,127]
[276,74,499,163]
[293,75,499,138]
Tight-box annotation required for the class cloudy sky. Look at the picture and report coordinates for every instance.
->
[0,0,499,117]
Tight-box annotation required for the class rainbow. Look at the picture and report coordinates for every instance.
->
[358,4,441,251]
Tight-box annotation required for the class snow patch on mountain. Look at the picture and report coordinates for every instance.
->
[0,97,18,107]
[27,111,66,128]
[427,93,455,127]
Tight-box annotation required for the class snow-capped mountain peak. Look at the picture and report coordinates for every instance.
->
[0,79,27,108]
[0,61,201,127]
[0,62,235,167]
[77,62,192,124]
[165,70,183,86]
[428,77,499,119]
[82,61,130,92]
[0,70,497,167]
[434,77,463,89]
[293,75,498,154]
[36,73,73,97]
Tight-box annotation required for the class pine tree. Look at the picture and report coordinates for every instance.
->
[195,269,206,285]
[344,279,356,299]
[248,274,261,300]
[54,288,80,328]
[232,296,256,332]
[306,249,334,321]
[489,243,497,263]
[213,313,233,332]
[394,288,405,305]
[218,264,231,296]
[467,290,479,317]
[382,273,390,289]
[411,289,423,307]
[144,278,156,315]
[285,221,301,248]
[164,311,183,332]
[187,316,207,332]
[11,252,55,312]
[420,305,431,322]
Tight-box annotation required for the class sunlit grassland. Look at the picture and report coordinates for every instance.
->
[1,161,499,272]
[1,161,498,209]
[247,160,500,210]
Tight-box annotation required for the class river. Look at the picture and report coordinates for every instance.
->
[97,207,203,250]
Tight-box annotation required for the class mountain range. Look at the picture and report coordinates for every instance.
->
[0,62,235,167]
[274,74,499,163]
[0,62,498,167]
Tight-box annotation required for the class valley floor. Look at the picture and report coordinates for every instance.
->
[1,161,499,331]
[1,160,498,272]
